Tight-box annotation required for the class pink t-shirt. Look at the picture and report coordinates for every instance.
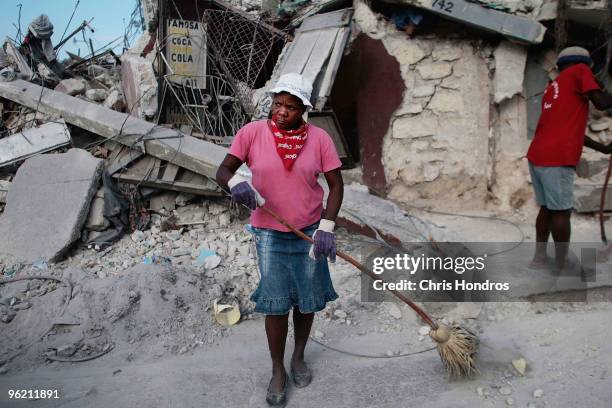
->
[229,120,342,232]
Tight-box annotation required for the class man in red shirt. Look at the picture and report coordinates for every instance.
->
[527,46,612,271]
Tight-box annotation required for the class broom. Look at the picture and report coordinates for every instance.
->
[260,206,479,378]
[599,156,612,243]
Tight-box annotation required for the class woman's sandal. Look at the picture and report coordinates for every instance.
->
[291,363,312,388]
[266,372,288,406]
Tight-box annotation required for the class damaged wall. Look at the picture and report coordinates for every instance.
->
[348,0,541,211]
[353,1,493,209]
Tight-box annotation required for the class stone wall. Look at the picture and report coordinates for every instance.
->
[350,0,555,212]
[354,1,495,210]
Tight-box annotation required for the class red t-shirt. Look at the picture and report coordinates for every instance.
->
[527,63,600,166]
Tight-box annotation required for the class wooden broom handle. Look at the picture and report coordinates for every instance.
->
[260,206,438,329]
[600,156,612,243]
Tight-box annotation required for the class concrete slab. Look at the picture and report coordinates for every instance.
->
[403,0,546,44]
[493,41,528,103]
[0,80,236,181]
[121,55,158,119]
[0,120,72,167]
[0,148,103,262]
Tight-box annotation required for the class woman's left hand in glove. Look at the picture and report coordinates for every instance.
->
[309,219,336,262]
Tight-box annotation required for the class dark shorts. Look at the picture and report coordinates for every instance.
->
[246,223,338,315]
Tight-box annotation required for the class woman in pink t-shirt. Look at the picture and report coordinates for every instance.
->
[216,73,344,406]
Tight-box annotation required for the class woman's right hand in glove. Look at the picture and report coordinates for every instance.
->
[228,175,265,210]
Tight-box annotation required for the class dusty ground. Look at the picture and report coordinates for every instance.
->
[1,199,611,407]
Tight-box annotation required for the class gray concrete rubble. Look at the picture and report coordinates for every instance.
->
[573,184,612,213]
[85,188,110,232]
[0,80,234,181]
[0,148,103,262]
[493,41,528,104]
[54,78,87,96]
[121,55,158,120]
[103,89,126,111]
[85,89,109,102]
[0,180,9,204]
[0,121,72,168]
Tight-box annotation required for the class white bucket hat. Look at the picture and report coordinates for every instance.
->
[268,73,313,109]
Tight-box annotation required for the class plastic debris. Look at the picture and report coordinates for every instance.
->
[194,248,221,269]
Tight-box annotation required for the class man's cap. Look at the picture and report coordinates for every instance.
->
[557,46,592,66]
[268,73,313,109]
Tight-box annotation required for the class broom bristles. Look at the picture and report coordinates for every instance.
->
[431,324,479,378]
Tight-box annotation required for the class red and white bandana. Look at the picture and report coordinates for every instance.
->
[268,116,308,171]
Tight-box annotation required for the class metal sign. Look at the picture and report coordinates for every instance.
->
[166,19,207,89]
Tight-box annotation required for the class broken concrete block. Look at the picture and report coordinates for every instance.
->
[392,113,439,138]
[87,64,108,77]
[95,72,119,89]
[85,88,109,102]
[4,38,33,79]
[0,79,235,180]
[417,62,453,80]
[428,90,464,113]
[576,158,609,178]
[85,188,109,232]
[150,192,178,212]
[574,184,612,213]
[494,41,528,104]
[54,78,87,96]
[0,148,103,262]
[0,180,9,204]
[121,55,158,119]
[0,121,72,167]
[103,89,125,111]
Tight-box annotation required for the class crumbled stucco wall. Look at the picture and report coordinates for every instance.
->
[354,1,493,210]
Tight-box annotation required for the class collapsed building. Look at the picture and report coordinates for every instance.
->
[138,0,612,213]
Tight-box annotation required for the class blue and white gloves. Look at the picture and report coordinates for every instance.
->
[309,219,336,263]
[228,174,265,209]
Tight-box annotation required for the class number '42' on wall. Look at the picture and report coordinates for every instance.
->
[432,0,455,13]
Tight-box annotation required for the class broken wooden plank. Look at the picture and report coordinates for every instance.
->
[113,173,222,197]
[106,145,145,175]
[120,155,160,180]
[161,163,180,182]
[277,9,353,110]
[0,120,72,167]
[117,156,161,198]
[0,80,234,180]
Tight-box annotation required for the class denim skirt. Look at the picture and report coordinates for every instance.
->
[246,223,338,315]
